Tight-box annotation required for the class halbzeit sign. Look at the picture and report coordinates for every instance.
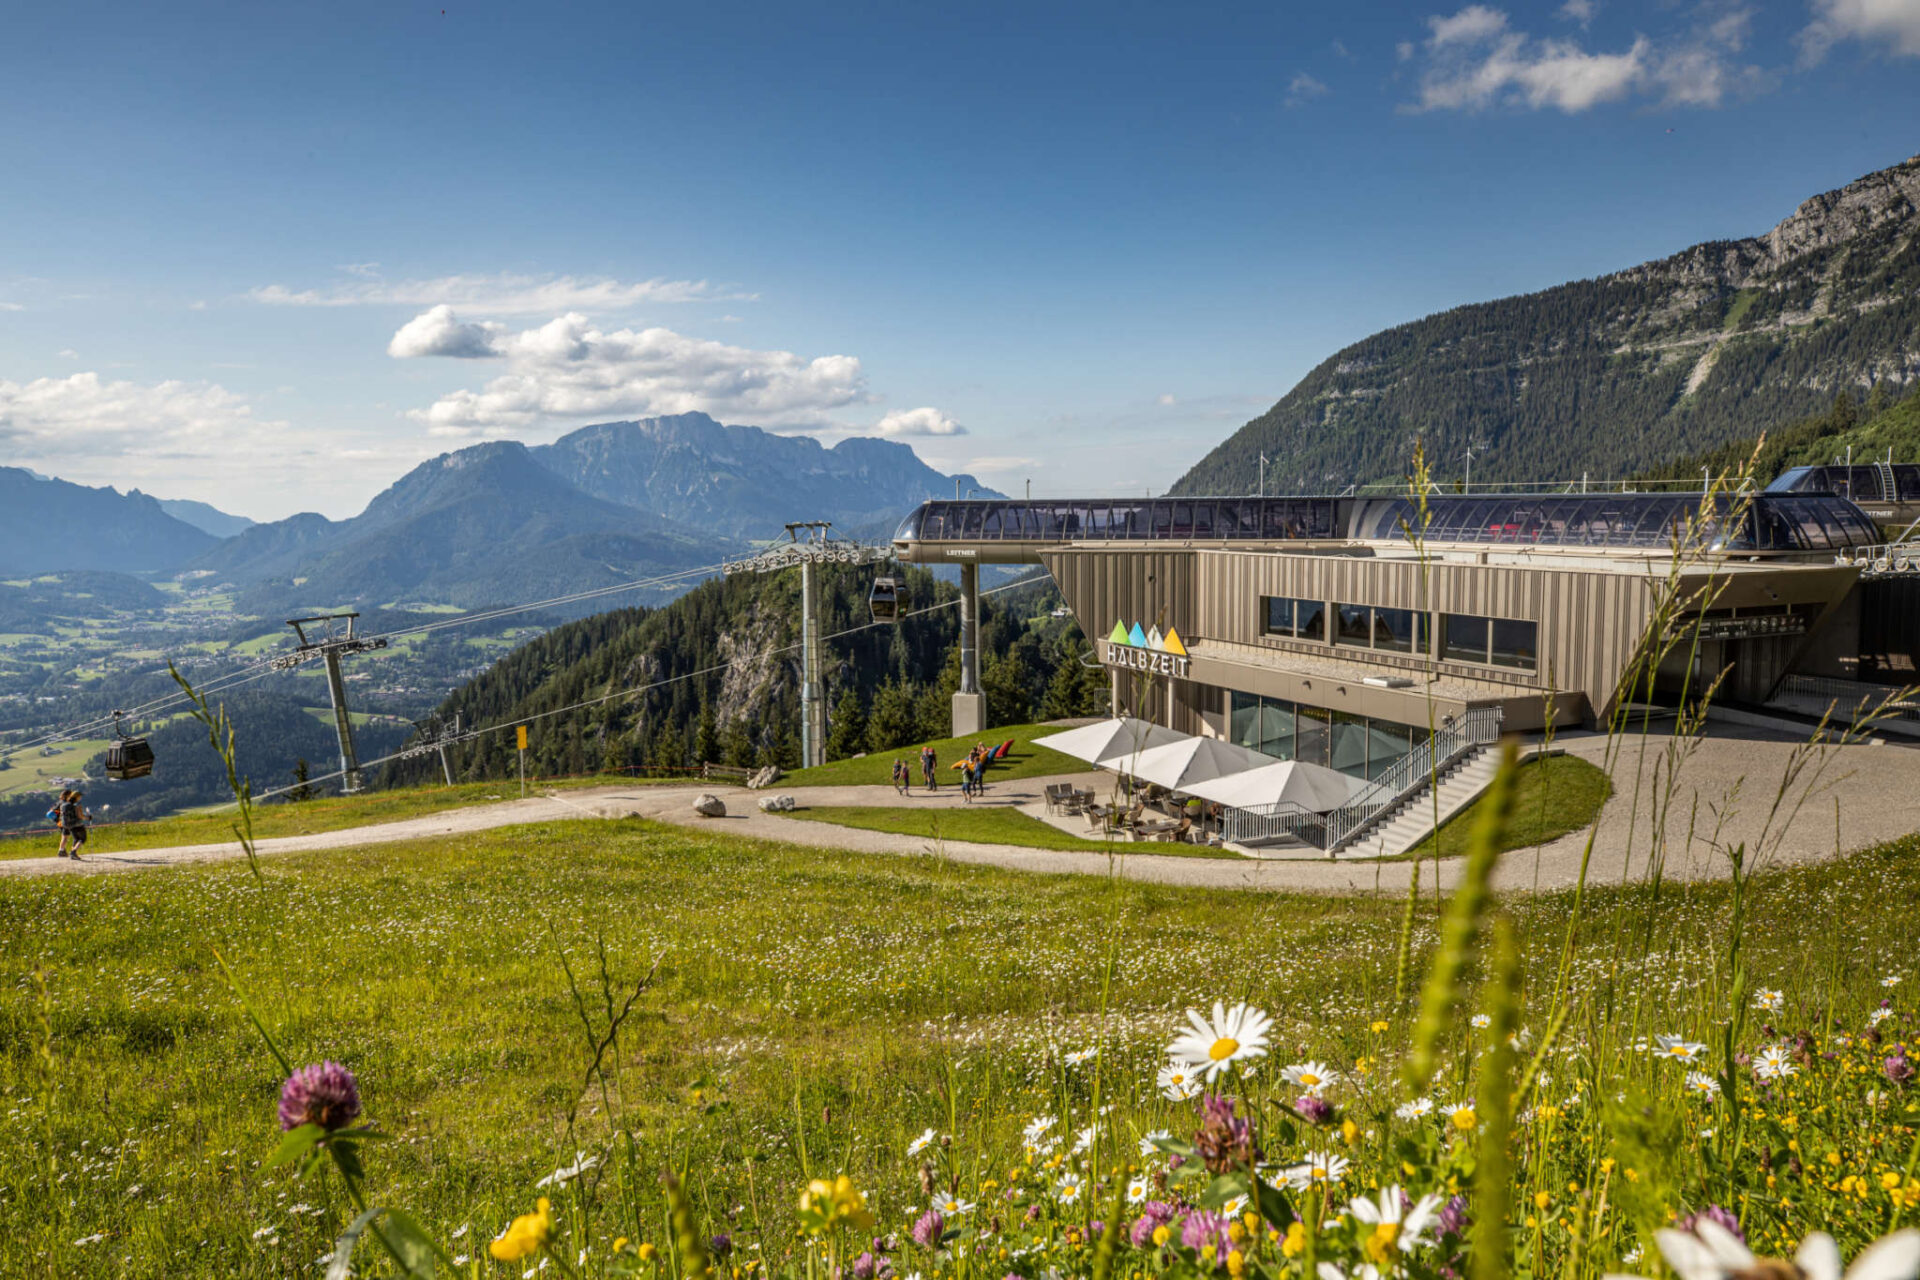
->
[1100,620,1192,678]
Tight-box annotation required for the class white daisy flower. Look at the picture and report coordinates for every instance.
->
[1022,1115,1057,1145]
[1883,976,1902,989]
[1138,1130,1170,1157]
[1157,1062,1203,1101]
[1056,1173,1084,1204]
[1167,1001,1273,1081]
[1223,1194,1249,1216]
[1126,1177,1150,1204]
[1394,1097,1434,1121]
[932,1194,975,1216]
[536,1152,600,1187]
[1870,1009,1894,1027]
[1684,1072,1720,1098]
[1753,1045,1798,1081]
[1283,1150,1350,1191]
[1345,1185,1444,1254]
[1282,1061,1336,1095]
[1754,990,1784,1012]
[1470,1014,1490,1029]
[1650,1219,1920,1280]
[1065,1048,1098,1066]
[1072,1125,1098,1154]
[1654,1034,1707,1063]
[907,1127,937,1156]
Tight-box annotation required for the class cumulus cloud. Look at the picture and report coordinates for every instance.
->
[394,310,870,436]
[1285,72,1331,107]
[1559,0,1596,26]
[252,268,746,313]
[874,407,966,437]
[0,371,284,464]
[1799,0,1920,63]
[1403,4,1758,111]
[387,305,506,358]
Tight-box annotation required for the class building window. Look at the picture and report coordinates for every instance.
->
[1260,596,1326,642]
[1229,691,1429,781]
[1441,613,1537,670]
[1333,603,1429,655]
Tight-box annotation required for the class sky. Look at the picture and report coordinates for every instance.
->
[2,0,1918,521]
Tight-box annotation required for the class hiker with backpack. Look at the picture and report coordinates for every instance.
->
[51,788,90,859]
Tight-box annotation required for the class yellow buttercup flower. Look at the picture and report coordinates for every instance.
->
[797,1174,875,1232]
[489,1197,553,1262]
[1283,1222,1306,1258]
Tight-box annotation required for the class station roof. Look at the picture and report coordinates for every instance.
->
[892,492,1879,559]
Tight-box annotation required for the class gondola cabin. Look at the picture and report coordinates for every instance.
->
[105,736,155,781]
[869,575,901,624]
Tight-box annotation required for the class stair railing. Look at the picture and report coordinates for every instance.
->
[1220,706,1504,855]
[1322,705,1504,854]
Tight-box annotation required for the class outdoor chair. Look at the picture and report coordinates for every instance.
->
[1043,783,1073,814]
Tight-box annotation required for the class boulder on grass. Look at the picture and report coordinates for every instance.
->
[757,794,797,813]
[746,765,784,790]
[692,793,727,818]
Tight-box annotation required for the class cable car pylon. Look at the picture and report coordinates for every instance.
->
[722,522,891,770]
[273,613,388,794]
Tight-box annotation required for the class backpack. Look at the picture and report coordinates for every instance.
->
[59,800,81,828]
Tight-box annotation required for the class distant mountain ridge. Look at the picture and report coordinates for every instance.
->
[0,468,217,575]
[530,413,997,540]
[174,414,992,613]
[151,496,255,538]
[1175,153,1920,494]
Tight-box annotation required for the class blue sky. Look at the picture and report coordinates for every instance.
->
[2,0,1917,519]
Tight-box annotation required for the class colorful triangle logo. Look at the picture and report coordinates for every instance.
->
[1127,622,1148,648]
[1162,627,1188,656]
[1145,625,1164,652]
[1108,620,1130,645]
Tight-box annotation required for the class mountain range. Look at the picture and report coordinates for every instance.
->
[1,414,995,613]
[1176,152,1920,494]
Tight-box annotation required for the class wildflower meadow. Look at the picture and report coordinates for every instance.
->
[3,737,1920,1280]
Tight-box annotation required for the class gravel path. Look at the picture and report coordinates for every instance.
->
[3,722,1913,894]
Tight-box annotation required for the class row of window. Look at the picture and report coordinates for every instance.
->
[1259,596,1538,671]
[1229,692,1431,782]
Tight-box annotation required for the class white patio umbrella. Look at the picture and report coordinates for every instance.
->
[1183,759,1371,813]
[1119,735,1278,791]
[1031,717,1187,766]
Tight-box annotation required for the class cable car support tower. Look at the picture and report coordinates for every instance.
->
[723,523,890,770]
[272,614,389,794]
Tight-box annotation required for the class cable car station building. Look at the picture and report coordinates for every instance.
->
[893,492,1909,786]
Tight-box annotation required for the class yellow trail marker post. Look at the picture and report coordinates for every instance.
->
[516,724,528,797]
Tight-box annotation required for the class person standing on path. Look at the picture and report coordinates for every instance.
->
[49,789,74,858]
[59,789,90,860]
[921,745,937,791]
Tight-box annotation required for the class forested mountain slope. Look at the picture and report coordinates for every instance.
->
[1176,153,1920,494]
[382,565,1108,785]
[0,469,217,575]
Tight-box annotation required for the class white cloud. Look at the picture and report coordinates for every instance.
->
[0,301,23,312]
[56,348,78,359]
[1285,72,1331,107]
[1799,0,1920,63]
[393,309,870,436]
[1405,5,1756,111]
[251,268,745,314]
[1430,4,1510,45]
[1559,0,1596,26]
[874,407,966,437]
[0,371,284,467]
[1157,393,1178,406]
[386,305,506,359]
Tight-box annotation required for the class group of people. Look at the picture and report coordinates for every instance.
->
[889,741,999,800]
[47,787,91,859]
